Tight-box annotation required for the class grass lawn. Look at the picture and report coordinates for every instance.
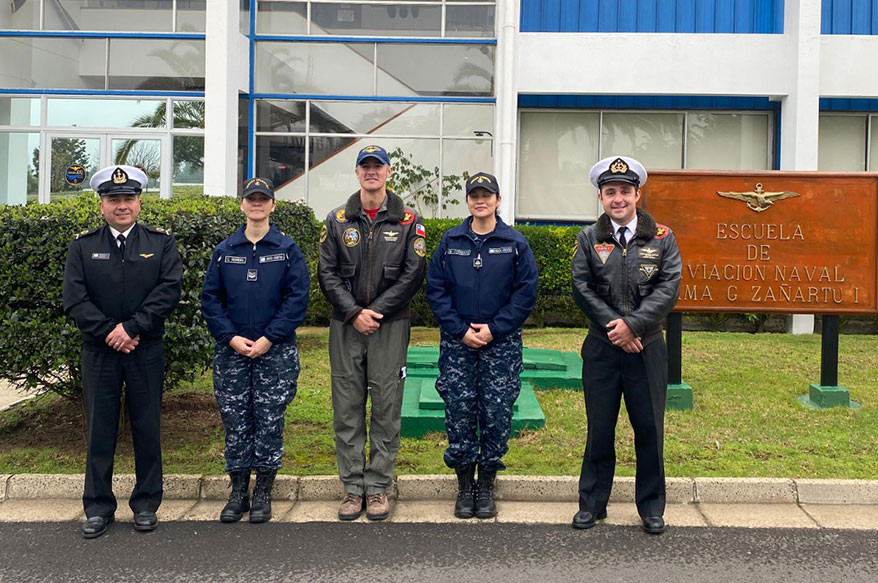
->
[1,328,876,479]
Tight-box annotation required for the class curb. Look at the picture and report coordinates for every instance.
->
[1,474,877,505]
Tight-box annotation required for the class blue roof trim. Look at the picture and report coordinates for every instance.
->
[0,89,204,97]
[820,97,878,110]
[821,0,878,34]
[518,95,778,110]
[520,0,784,34]
[0,31,204,40]
[254,35,496,45]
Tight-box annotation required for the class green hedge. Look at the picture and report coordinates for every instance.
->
[0,196,585,400]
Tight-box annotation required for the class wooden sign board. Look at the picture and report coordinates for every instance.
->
[640,171,878,314]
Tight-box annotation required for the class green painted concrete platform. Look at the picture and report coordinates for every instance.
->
[406,346,582,390]
[401,377,545,438]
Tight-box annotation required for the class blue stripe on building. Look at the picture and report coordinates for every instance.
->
[520,0,783,33]
[821,1,878,34]
[518,95,778,110]
[820,98,878,110]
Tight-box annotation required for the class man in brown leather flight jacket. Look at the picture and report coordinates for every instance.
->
[570,155,681,535]
[318,144,426,521]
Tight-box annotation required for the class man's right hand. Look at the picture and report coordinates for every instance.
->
[353,309,383,335]
[229,335,255,356]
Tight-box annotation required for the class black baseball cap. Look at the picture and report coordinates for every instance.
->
[465,172,500,195]
[242,177,275,199]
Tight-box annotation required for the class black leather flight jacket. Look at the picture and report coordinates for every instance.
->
[572,208,682,346]
[318,191,427,324]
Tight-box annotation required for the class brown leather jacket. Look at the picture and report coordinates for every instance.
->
[318,191,427,323]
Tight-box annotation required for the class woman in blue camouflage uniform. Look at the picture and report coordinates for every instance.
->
[201,177,309,524]
[426,172,538,519]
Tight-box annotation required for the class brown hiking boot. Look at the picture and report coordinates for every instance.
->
[366,492,390,521]
[338,493,364,521]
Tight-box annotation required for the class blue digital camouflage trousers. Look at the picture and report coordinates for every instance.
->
[435,328,523,471]
[213,340,299,472]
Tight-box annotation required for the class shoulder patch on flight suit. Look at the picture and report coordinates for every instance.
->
[413,237,426,257]
[654,224,671,240]
[400,209,415,225]
[572,240,579,258]
[319,223,328,243]
[335,209,348,223]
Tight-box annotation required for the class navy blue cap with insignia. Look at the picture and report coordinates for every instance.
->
[356,145,390,166]
[465,172,500,195]
[242,177,275,199]
[589,156,648,189]
[89,165,148,196]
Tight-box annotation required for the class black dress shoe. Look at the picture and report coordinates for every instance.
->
[641,516,666,534]
[571,509,608,530]
[82,515,113,539]
[133,511,158,532]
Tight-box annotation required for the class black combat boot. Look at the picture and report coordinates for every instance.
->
[474,466,497,519]
[249,469,276,523]
[453,464,476,519]
[220,469,251,523]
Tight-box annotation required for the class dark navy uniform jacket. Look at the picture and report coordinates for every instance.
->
[201,224,309,345]
[426,216,538,341]
[63,223,182,347]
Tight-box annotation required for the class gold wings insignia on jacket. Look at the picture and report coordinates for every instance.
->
[717,183,800,213]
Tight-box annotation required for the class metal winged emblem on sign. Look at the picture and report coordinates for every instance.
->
[717,183,800,213]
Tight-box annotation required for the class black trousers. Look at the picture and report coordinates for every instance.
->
[578,335,667,518]
[81,342,164,518]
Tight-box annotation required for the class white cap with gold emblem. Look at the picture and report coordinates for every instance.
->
[89,165,148,196]
[589,156,647,189]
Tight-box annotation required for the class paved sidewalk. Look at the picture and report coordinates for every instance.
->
[1,474,877,529]
[0,379,37,411]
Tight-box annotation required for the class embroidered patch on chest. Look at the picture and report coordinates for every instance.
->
[259,254,286,263]
[383,230,399,242]
[640,264,658,279]
[639,247,660,259]
[225,256,247,264]
[447,248,471,256]
[593,244,615,264]
[343,228,361,247]
[488,247,513,254]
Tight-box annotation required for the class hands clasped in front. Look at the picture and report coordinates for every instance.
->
[353,308,384,335]
[462,323,493,348]
[228,335,274,358]
[105,323,140,353]
[606,318,643,353]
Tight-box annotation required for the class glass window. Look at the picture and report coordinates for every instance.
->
[108,38,205,91]
[241,0,251,36]
[173,135,204,196]
[310,3,441,37]
[47,1,174,32]
[255,134,309,202]
[443,103,493,137]
[256,1,307,34]
[47,98,167,128]
[518,111,600,220]
[376,44,493,96]
[172,100,205,129]
[255,41,374,95]
[111,137,162,193]
[257,100,307,132]
[177,1,207,32]
[0,97,40,126]
[0,37,107,90]
[48,136,101,201]
[441,138,492,218]
[871,116,878,171]
[445,5,495,38]
[308,101,439,135]
[0,132,39,205]
[818,114,867,171]
[1,0,38,30]
[601,112,684,170]
[686,112,770,170]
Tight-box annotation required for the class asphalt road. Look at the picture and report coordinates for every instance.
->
[1,522,875,583]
